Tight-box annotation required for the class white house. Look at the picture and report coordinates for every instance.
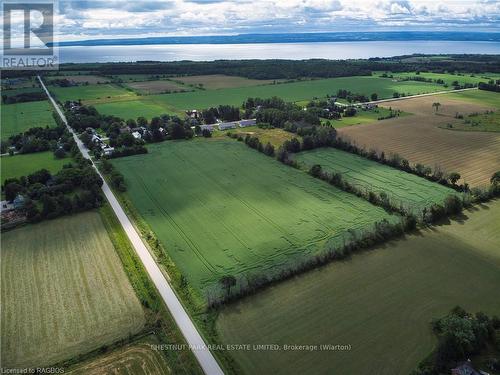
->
[132,131,142,139]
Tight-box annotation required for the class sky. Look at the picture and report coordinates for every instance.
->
[5,0,500,43]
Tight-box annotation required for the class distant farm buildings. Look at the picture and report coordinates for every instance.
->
[195,119,256,133]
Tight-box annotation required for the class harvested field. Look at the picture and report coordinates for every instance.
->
[173,74,278,90]
[293,148,457,214]
[338,91,500,187]
[217,200,500,375]
[67,337,171,375]
[112,139,398,294]
[126,80,188,94]
[0,212,145,369]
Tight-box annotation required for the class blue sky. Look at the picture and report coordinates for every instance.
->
[48,0,500,40]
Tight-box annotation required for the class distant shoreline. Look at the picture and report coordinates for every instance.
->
[51,31,500,47]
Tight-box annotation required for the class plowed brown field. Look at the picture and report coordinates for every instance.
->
[338,91,500,187]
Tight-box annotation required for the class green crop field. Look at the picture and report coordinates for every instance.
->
[94,98,179,119]
[0,212,145,369]
[87,75,447,120]
[293,148,457,214]
[48,83,137,104]
[112,139,398,294]
[217,200,500,375]
[143,76,445,112]
[1,152,69,184]
[386,71,500,87]
[0,86,43,97]
[1,101,57,140]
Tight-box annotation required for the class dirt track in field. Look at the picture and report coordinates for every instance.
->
[338,94,500,187]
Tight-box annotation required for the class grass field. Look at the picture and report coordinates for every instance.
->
[441,110,500,133]
[443,90,500,109]
[67,336,171,375]
[1,152,69,184]
[146,76,445,112]
[172,74,279,90]
[339,91,500,187]
[323,107,410,128]
[111,139,398,294]
[386,72,500,87]
[94,99,178,119]
[293,148,457,214]
[1,101,56,140]
[222,126,301,147]
[0,211,145,369]
[87,75,447,120]
[49,84,136,104]
[47,75,110,84]
[126,80,188,94]
[217,200,500,375]
[1,87,43,97]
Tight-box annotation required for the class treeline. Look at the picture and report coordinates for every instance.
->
[201,105,240,124]
[1,123,74,157]
[244,96,321,128]
[2,154,104,223]
[413,307,500,375]
[478,81,500,92]
[2,91,46,104]
[5,55,500,81]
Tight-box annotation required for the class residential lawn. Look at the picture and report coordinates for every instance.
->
[0,211,145,369]
[66,336,171,375]
[217,200,500,375]
[147,76,445,112]
[172,74,280,90]
[111,139,399,295]
[322,107,410,128]
[48,83,137,104]
[441,110,500,133]
[1,101,57,140]
[1,152,68,184]
[293,148,457,214]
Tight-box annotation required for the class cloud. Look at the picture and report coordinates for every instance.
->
[53,0,500,40]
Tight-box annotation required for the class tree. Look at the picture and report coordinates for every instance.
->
[219,275,236,298]
[201,128,212,138]
[137,117,148,127]
[432,102,441,112]
[491,171,500,185]
[263,142,275,157]
[54,147,66,159]
[448,172,461,185]
[310,164,322,178]
[371,93,378,101]
[4,182,23,202]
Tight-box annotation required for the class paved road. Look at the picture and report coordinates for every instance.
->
[38,76,224,375]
